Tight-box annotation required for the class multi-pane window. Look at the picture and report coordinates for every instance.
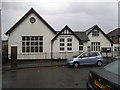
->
[79,42,83,51]
[22,36,43,53]
[92,29,99,36]
[59,38,72,52]
[59,38,65,51]
[114,47,120,51]
[60,38,64,42]
[67,38,72,51]
[91,42,100,51]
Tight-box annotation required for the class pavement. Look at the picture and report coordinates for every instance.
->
[2,60,66,71]
[2,58,117,71]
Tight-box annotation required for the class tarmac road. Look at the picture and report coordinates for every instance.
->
[2,65,101,88]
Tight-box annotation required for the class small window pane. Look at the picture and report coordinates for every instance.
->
[31,42,34,45]
[35,42,38,45]
[60,39,64,42]
[39,36,43,40]
[26,36,30,41]
[39,42,43,45]
[67,43,72,46]
[60,43,64,46]
[31,47,34,52]
[35,47,38,52]
[26,47,30,52]
[22,47,25,52]
[35,36,38,40]
[67,38,72,42]
[22,36,25,41]
[67,47,72,51]
[60,47,64,51]
[26,42,30,46]
[22,42,25,46]
[31,36,34,40]
[39,47,43,52]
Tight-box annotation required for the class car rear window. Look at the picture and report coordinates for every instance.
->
[104,60,120,75]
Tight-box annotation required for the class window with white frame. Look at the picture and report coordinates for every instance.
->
[59,38,73,52]
[59,38,65,51]
[114,47,117,51]
[91,42,100,51]
[22,36,43,53]
[67,38,72,51]
[92,29,99,36]
[79,42,83,51]
[114,46,120,51]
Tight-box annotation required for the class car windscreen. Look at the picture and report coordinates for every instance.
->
[104,60,120,76]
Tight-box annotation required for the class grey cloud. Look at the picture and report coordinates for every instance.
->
[1,2,118,40]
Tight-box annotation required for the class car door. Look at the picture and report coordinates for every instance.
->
[78,52,90,65]
[88,52,98,64]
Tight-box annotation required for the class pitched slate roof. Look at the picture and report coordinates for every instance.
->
[5,8,57,35]
[55,31,89,42]
[85,25,113,43]
[107,28,120,37]
[52,25,89,42]
[74,31,89,42]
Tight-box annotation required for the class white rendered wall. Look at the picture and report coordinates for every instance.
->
[52,35,79,59]
[87,31,112,50]
[8,13,56,59]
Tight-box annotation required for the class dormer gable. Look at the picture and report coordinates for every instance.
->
[86,25,113,43]
[52,25,81,41]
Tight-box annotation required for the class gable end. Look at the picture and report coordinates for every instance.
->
[52,25,81,41]
[5,8,57,35]
[86,25,113,44]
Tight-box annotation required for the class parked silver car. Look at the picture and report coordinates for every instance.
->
[66,51,104,68]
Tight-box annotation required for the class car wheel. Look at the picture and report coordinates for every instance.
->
[97,61,102,67]
[73,62,79,68]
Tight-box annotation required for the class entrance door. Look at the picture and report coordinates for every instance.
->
[11,46,17,68]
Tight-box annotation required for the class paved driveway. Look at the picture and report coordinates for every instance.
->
[2,65,101,88]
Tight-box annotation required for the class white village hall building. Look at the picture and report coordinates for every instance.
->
[5,8,113,60]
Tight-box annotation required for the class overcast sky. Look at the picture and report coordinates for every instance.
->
[1,0,119,40]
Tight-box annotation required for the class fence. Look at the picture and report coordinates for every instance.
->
[8,51,120,60]
[8,52,81,60]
